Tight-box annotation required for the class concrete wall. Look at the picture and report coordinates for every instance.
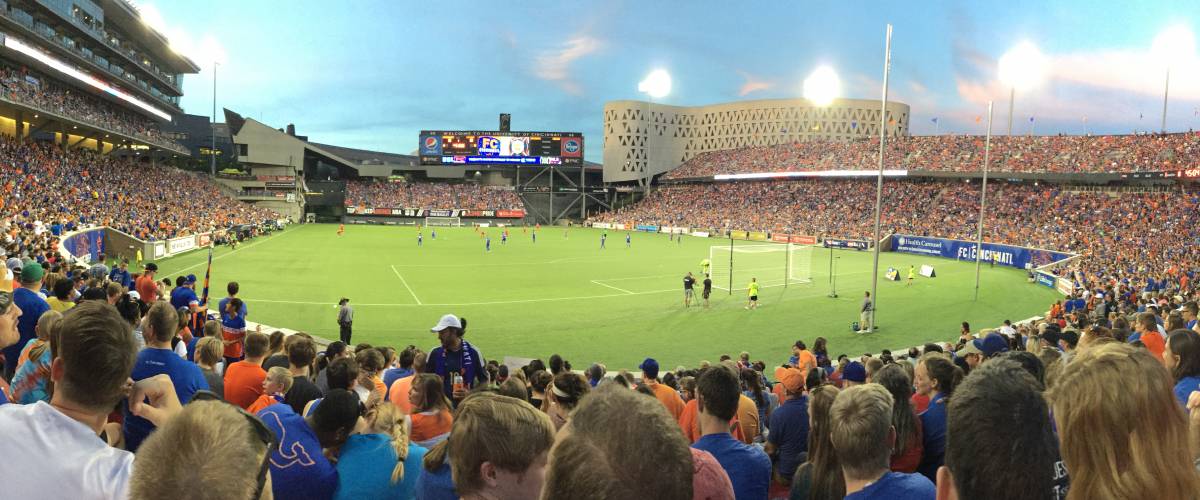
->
[603,98,910,183]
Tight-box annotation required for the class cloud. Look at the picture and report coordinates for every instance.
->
[737,70,773,96]
[534,36,603,95]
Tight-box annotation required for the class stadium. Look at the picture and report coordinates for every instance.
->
[0,2,1198,500]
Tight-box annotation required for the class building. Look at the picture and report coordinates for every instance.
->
[603,98,910,183]
[0,0,197,155]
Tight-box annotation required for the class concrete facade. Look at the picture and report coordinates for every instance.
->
[603,98,910,183]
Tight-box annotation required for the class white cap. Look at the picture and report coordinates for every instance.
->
[128,290,141,301]
[431,314,462,332]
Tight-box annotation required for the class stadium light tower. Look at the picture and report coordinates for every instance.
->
[638,69,672,100]
[998,41,1048,136]
[1151,25,1195,134]
[803,66,841,107]
[867,24,893,335]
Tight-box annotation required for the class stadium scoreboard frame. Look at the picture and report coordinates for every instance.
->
[418,131,583,166]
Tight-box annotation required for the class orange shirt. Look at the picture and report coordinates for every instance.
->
[222,329,246,359]
[247,393,283,414]
[650,382,685,421]
[735,394,760,444]
[135,275,158,303]
[411,409,453,444]
[389,375,416,414]
[795,350,817,374]
[224,361,266,409]
[1140,330,1166,360]
[678,399,746,444]
[372,376,387,401]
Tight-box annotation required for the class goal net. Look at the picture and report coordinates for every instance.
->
[708,243,813,292]
[425,216,462,227]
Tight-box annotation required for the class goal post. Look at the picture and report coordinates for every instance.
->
[425,216,462,227]
[708,242,813,293]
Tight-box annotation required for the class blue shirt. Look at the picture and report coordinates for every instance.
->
[767,395,810,481]
[108,268,132,288]
[693,432,771,500]
[845,472,935,500]
[1175,376,1200,411]
[383,367,414,393]
[259,403,338,500]
[334,434,426,500]
[124,347,209,451]
[170,286,199,310]
[917,393,948,481]
[219,296,248,330]
[415,456,458,500]
[5,288,48,371]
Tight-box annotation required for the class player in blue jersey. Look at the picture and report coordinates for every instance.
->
[486,236,491,252]
[501,230,507,245]
[431,228,437,239]
[626,233,631,248]
[600,231,607,249]
[418,231,423,246]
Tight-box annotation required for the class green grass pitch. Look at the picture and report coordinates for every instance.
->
[155,224,1061,370]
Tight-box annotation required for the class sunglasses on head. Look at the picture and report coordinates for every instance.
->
[191,390,277,499]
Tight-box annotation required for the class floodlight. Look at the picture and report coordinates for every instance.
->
[803,66,840,107]
[638,70,671,99]
[998,41,1048,91]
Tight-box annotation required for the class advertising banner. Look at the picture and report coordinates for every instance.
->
[729,230,749,240]
[197,233,212,247]
[1055,277,1075,296]
[747,231,768,241]
[691,231,710,238]
[824,238,870,250]
[167,235,197,255]
[496,210,525,218]
[592,222,612,229]
[891,235,1072,270]
[636,225,659,233]
[153,242,166,259]
[1035,271,1056,289]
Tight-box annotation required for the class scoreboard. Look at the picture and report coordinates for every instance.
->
[418,131,583,166]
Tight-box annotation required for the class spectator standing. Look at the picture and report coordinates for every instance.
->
[389,351,426,412]
[789,385,844,500]
[134,263,158,303]
[224,332,269,409]
[874,364,923,473]
[108,260,131,289]
[284,334,323,414]
[914,355,963,482]
[4,262,47,381]
[384,345,417,391]
[338,297,353,344]
[124,302,208,452]
[938,360,1059,500]
[410,373,454,448]
[766,366,810,485]
[544,372,590,430]
[693,365,772,500]
[1164,329,1200,409]
[427,314,485,403]
[1049,342,1200,498]
[218,282,248,364]
[444,392,555,500]
[640,357,685,420]
[194,336,225,399]
[830,384,935,499]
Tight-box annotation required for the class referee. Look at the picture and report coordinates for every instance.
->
[702,274,713,308]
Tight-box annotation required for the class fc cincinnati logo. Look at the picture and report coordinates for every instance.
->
[564,139,580,153]
[898,237,905,245]
[423,136,438,149]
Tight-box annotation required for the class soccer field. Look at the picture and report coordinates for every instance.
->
[155,224,1062,370]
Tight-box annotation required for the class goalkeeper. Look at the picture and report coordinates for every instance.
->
[701,258,711,276]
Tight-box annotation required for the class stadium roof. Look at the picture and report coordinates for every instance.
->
[98,0,201,73]
[308,142,419,166]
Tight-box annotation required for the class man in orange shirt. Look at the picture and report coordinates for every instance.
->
[223,332,269,409]
[388,352,426,414]
[791,340,817,374]
[640,358,684,420]
[135,263,159,303]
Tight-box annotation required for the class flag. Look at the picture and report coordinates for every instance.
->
[1139,112,1144,120]
[1029,116,1035,122]
[851,121,857,129]
[974,116,982,123]
[931,117,939,124]
[200,241,214,308]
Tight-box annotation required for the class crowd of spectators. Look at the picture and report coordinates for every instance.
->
[345,180,524,211]
[0,66,186,153]
[666,132,1200,178]
[0,134,277,257]
[592,178,1200,290]
[0,263,1197,499]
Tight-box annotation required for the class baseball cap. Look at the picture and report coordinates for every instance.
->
[20,261,43,284]
[5,258,21,271]
[959,340,984,357]
[128,290,141,301]
[639,358,660,379]
[185,274,197,284]
[144,263,158,272]
[773,366,805,393]
[430,314,462,332]
[977,333,1010,358]
[843,361,867,383]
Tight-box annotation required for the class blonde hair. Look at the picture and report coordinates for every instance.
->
[365,403,411,484]
[195,337,224,367]
[29,310,62,361]
[448,392,555,496]
[265,366,294,393]
[202,320,222,338]
[129,400,267,499]
[1048,342,1200,499]
[829,384,894,481]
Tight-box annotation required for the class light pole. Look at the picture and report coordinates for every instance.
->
[803,65,842,298]
[1152,26,1195,134]
[998,41,1047,137]
[868,24,893,333]
[211,60,219,176]
[974,101,994,301]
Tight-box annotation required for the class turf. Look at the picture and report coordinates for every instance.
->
[155,224,1062,370]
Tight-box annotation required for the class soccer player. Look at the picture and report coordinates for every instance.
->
[600,231,607,249]
[746,278,760,310]
[431,228,437,240]
[626,233,631,248]
[703,274,713,308]
[418,231,423,247]
[683,272,696,307]
[907,265,915,286]
[501,230,507,245]
[532,230,537,244]
[485,235,491,252]
[677,232,682,245]
[701,258,711,276]
[337,224,345,237]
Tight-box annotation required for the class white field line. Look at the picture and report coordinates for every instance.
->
[390,265,423,305]
[590,280,635,294]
